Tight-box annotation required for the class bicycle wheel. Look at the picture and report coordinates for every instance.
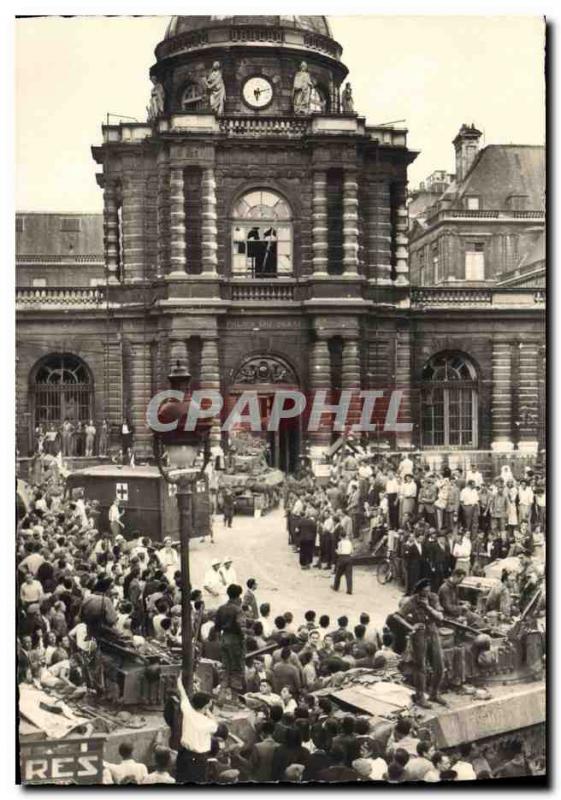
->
[376,560,392,585]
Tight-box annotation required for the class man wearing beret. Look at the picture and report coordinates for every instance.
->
[399,578,447,709]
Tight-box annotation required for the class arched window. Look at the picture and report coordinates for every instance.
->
[32,354,93,429]
[231,189,292,277]
[421,352,478,448]
[180,81,204,111]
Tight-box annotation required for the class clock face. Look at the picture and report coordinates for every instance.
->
[242,76,273,109]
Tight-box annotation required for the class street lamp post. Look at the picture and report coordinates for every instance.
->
[153,360,211,695]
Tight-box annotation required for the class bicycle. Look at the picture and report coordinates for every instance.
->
[376,546,401,585]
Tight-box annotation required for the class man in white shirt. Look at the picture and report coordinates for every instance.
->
[517,480,534,528]
[403,741,434,781]
[175,675,218,784]
[219,557,238,601]
[399,474,418,524]
[452,744,477,781]
[141,747,176,784]
[459,480,479,532]
[203,558,224,609]
[20,573,44,607]
[108,499,125,539]
[18,547,45,577]
[104,742,148,784]
[398,454,414,479]
[157,537,180,582]
[465,463,483,488]
[332,531,353,595]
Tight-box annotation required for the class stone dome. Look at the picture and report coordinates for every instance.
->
[164,15,332,40]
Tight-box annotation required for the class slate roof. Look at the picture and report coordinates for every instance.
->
[16,213,103,258]
[454,145,545,210]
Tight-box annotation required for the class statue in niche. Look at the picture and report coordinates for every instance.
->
[292,61,315,115]
[341,82,354,114]
[147,76,165,122]
[204,61,226,115]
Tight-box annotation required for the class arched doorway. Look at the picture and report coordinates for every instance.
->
[31,353,94,432]
[229,355,300,473]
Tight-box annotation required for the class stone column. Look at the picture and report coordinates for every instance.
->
[157,161,170,278]
[393,187,409,286]
[128,339,153,458]
[312,170,328,275]
[394,325,414,449]
[121,175,145,282]
[103,181,120,284]
[201,167,218,275]
[200,337,221,447]
[341,337,362,431]
[169,338,189,374]
[342,170,359,275]
[517,341,539,453]
[491,341,514,452]
[308,333,332,454]
[366,181,392,285]
[169,166,187,275]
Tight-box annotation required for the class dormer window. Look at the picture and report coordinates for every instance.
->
[506,195,529,211]
[465,196,480,210]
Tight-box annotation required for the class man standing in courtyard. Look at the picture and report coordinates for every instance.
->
[332,529,354,595]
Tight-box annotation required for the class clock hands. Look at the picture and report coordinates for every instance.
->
[253,85,272,101]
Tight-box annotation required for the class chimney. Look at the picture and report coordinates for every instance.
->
[453,123,483,183]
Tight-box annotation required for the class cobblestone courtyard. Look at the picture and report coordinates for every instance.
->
[188,506,402,630]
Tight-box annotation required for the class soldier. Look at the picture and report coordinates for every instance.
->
[399,578,447,709]
[215,584,246,698]
[222,488,234,528]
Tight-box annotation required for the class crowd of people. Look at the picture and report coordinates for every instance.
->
[31,418,136,460]
[16,444,545,784]
[285,450,545,596]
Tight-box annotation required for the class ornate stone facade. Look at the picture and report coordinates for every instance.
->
[15,19,545,470]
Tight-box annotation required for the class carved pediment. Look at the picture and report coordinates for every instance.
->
[233,356,296,384]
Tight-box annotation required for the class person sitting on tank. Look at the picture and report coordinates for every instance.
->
[79,575,133,645]
[438,568,484,628]
[484,569,517,619]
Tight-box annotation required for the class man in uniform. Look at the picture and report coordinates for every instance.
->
[438,568,482,626]
[214,583,246,699]
[399,578,447,709]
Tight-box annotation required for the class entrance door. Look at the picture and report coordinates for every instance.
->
[229,355,301,474]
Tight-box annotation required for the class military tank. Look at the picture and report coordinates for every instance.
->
[318,584,546,776]
[218,434,284,516]
[382,582,546,771]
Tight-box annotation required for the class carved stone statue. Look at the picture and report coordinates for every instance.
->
[204,61,226,116]
[147,76,165,122]
[341,82,354,114]
[292,61,314,115]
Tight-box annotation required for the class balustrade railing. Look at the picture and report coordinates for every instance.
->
[427,208,544,222]
[16,286,105,308]
[411,288,493,306]
[411,287,546,307]
[219,116,309,137]
[229,281,296,302]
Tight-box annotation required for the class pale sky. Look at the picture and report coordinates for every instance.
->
[15,14,545,213]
